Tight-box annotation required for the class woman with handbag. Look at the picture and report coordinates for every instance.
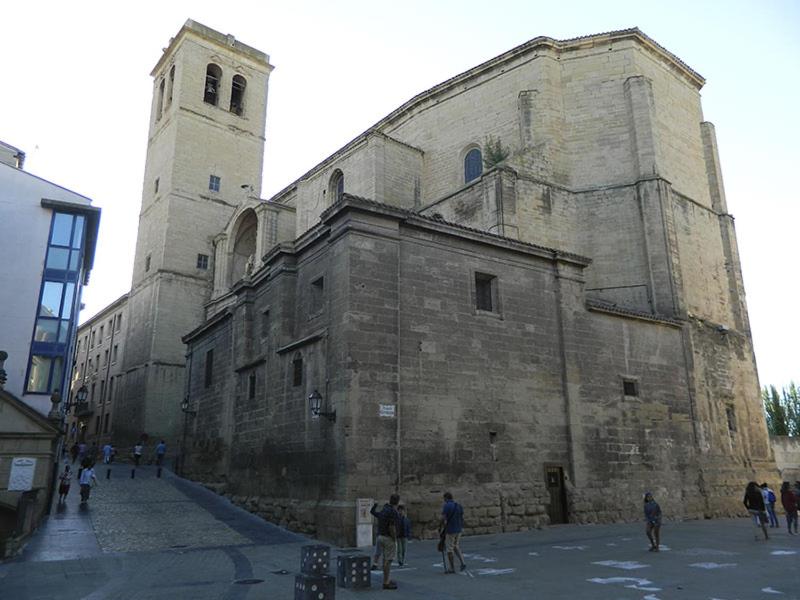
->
[743,481,769,541]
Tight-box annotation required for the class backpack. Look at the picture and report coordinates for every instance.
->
[768,490,776,503]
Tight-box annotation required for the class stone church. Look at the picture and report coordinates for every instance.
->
[109,20,776,544]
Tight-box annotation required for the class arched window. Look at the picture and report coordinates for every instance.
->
[166,65,175,107]
[156,78,165,121]
[230,75,246,116]
[204,64,222,106]
[464,147,483,183]
[230,210,257,284]
[329,170,344,203]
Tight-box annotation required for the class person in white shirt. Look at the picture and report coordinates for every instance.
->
[102,443,113,464]
[133,443,144,467]
[79,466,97,503]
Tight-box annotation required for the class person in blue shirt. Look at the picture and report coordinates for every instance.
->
[440,492,466,573]
[155,440,167,466]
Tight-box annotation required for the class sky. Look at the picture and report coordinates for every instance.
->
[2,0,798,388]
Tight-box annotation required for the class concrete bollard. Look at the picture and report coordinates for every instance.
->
[106,468,111,479]
[131,468,135,479]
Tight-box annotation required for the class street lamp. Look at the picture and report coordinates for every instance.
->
[308,389,336,422]
[66,385,89,414]
[181,397,197,415]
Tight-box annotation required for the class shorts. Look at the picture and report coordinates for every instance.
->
[445,532,461,553]
[58,483,70,495]
[378,535,397,562]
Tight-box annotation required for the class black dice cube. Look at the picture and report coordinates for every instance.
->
[294,574,336,600]
[336,554,371,589]
[300,544,331,575]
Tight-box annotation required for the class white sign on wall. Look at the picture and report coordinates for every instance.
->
[356,497,374,548]
[8,457,37,491]
[379,404,396,418]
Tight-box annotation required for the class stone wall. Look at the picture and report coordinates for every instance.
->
[772,436,800,483]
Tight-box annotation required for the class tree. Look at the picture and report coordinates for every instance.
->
[483,135,510,169]
[762,382,800,436]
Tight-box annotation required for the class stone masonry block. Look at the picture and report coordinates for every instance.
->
[301,544,331,575]
[294,574,336,600]
[336,554,371,589]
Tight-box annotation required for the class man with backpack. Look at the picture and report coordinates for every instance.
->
[440,492,466,573]
[761,483,779,528]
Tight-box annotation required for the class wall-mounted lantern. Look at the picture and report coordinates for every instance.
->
[308,389,336,422]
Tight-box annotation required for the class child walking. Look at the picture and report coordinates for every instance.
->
[57,465,71,503]
[643,492,662,551]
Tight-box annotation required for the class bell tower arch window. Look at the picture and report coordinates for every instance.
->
[204,64,222,106]
[156,78,165,121]
[329,169,344,203]
[464,147,483,183]
[166,65,175,107]
[230,75,246,116]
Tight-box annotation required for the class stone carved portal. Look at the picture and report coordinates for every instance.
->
[231,209,257,285]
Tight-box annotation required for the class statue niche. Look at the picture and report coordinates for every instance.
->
[230,209,257,285]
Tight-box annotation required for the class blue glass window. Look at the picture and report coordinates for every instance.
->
[25,212,85,394]
[464,148,483,183]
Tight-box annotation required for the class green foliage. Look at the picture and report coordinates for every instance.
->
[483,136,510,168]
[762,382,800,436]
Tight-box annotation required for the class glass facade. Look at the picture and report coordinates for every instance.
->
[25,211,85,394]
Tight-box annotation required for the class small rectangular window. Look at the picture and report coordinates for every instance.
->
[145,255,151,272]
[197,254,209,269]
[726,406,737,432]
[115,314,122,332]
[103,413,110,433]
[204,349,214,388]
[209,175,221,192]
[623,379,639,397]
[112,345,118,363]
[311,277,324,314]
[475,272,497,312]
[292,355,303,387]
[261,310,270,338]
[248,372,256,399]
[99,325,104,340]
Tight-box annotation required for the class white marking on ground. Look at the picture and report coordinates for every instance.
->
[658,544,670,551]
[475,568,514,576]
[592,560,650,570]
[770,550,797,556]
[643,595,661,600]
[688,562,737,569]
[552,545,588,550]
[462,553,497,563]
[627,585,661,591]
[679,548,737,556]
[762,588,784,595]
[528,552,539,556]
[587,577,654,587]
[606,542,618,546]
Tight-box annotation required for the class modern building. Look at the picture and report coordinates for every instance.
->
[0,141,100,556]
[66,293,128,446]
[93,22,774,544]
[0,141,100,416]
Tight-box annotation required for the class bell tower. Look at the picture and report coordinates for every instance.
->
[117,20,273,444]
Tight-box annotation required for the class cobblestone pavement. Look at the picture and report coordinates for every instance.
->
[1,465,799,599]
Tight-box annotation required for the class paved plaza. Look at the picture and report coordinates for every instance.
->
[1,464,798,599]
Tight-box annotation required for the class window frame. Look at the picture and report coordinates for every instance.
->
[464,146,483,184]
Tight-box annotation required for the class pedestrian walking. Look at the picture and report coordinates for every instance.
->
[781,481,798,534]
[744,481,769,541]
[371,494,401,590]
[79,465,97,504]
[440,492,466,573]
[69,443,79,464]
[102,442,113,464]
[77,441,87,464]
[396,505,411,566]
[57,465,72,503]
[155,440,167,466]
[643,492,662,551]
[761,483,779,527]
[133,442,143,467]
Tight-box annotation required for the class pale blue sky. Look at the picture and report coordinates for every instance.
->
[3,0,798,387]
